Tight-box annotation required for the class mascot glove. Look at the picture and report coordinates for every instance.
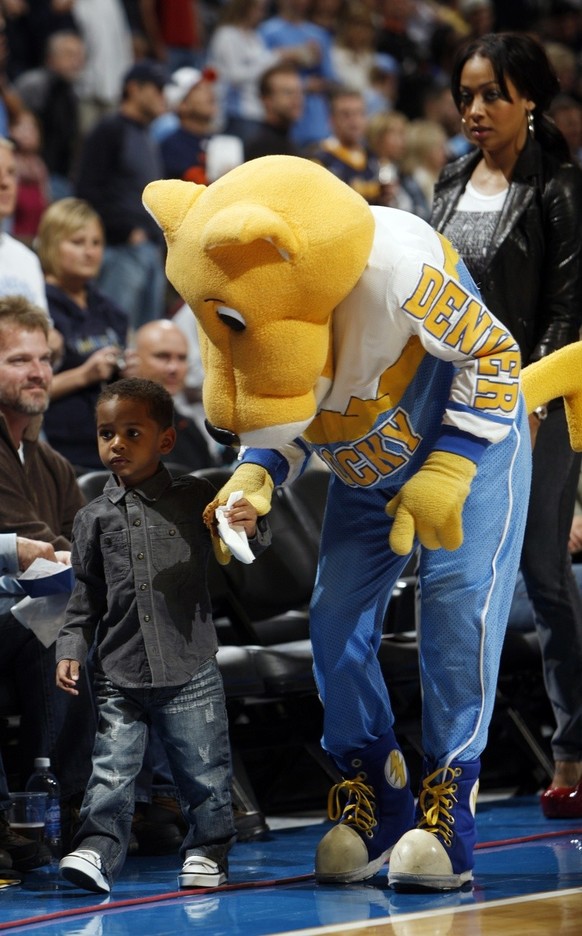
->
[386,451,477,555]
[203,463,274,565]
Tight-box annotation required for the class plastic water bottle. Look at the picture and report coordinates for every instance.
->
[25,757,61,859]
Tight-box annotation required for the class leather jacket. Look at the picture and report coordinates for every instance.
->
[431,138,582,365]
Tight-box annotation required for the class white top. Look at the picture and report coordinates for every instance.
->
[330,47,376,95]
[457,179,508,213]
[207,25,279,124]
[73,0,133,105]
[0,232,48,311]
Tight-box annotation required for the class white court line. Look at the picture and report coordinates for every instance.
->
[272,887,582,936]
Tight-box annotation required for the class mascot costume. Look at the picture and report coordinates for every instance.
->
[143,156,582,892]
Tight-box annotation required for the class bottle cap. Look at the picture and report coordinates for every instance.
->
[34,757,51,768]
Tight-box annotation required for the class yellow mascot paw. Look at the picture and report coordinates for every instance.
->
[210,530,234,566]
[203,464,274,564]
[386,452,477,555]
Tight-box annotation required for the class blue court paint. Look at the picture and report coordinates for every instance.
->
[1,798,581,934]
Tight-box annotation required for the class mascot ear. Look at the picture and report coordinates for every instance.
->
[201,203,303,261]
[143,179,205,240]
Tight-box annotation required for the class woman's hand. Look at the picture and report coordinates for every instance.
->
[80,346,124,385]
[528,411,542,449]
[569,515,582,555]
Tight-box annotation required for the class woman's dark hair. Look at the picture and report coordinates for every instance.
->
[450,31,570,160]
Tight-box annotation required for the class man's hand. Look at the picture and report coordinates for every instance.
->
[56,659,81,695]
[569,515,582,556]
[16,537,57,571]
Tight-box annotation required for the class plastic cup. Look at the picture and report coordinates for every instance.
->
[7,792,47,844]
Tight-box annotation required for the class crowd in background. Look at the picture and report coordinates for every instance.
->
[1,3,582,334]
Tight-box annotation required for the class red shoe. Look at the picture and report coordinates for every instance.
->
[541,779,582,818]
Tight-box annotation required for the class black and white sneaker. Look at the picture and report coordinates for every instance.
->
[60,848,110,894]
[178,854,227,889]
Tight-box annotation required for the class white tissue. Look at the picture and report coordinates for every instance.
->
[215,490,255,564]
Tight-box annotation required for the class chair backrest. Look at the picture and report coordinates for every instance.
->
[77,470,110,502]
[281,466,329,544]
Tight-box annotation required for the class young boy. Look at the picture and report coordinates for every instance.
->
[56,378,270,894]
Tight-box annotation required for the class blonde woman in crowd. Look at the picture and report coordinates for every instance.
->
[366,110,430,218]
[400,118,449,212]
[36,197,129,472]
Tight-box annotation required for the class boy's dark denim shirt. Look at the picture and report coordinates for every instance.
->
[56,465,271,689]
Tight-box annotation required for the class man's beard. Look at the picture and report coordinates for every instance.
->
[0,388,49,415]
[16,399,49,415]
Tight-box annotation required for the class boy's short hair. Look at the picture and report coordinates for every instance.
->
[98,378,175,429]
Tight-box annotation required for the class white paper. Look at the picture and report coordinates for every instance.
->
[11,592,70,648]
[18,558,75,597]
[215,490,255,564]
[19,557,68,579]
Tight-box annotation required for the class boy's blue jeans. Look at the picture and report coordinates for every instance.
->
[73,657,235,883]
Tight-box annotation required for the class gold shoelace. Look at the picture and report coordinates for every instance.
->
[327,776,377,834]
[417,765,462,847]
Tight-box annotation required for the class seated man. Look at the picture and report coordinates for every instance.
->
[0,532,59,876]
[0,295,96,845]
[124,318,221,471]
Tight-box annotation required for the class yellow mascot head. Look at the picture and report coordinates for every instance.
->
[143,155,375,448]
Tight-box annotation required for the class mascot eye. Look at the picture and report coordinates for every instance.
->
[217,306,246,332]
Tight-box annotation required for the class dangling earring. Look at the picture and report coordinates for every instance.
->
[527,110,535,139]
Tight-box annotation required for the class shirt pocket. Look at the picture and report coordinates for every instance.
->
[148,522,202,575]
[99,529,131,583]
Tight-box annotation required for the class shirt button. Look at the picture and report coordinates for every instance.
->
[137,552,144,560]
[144,614,151,622]
[133,519,141,526]
[140,583,148,590]
[169,529,176,536]
[104,537,111,545]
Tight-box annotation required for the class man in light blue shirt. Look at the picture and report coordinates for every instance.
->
[0,533,57,608]
[0,533,59,876]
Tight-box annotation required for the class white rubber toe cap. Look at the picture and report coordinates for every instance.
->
[315,824,389,883]
[388,829,471,891]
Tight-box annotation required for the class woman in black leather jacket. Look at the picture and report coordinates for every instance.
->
[431,32,582,817]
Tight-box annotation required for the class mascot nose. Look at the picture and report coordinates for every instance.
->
[204,419,241,452]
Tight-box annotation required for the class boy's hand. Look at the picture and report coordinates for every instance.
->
[222,496,258,538]
[56,659,81,695]
[203,464,273,564]
[55,550,72,565]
